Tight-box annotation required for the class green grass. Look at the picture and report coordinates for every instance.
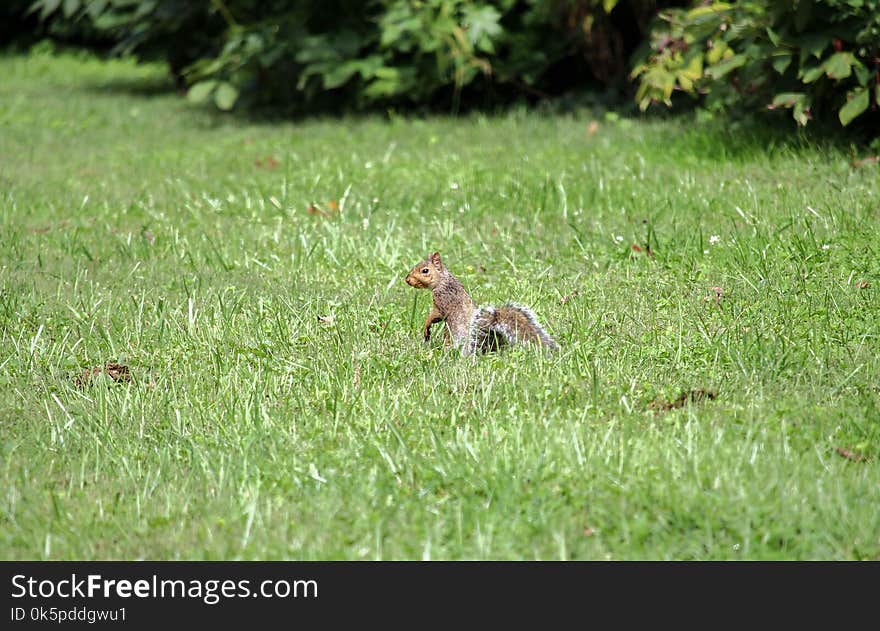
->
[1,49,879,560]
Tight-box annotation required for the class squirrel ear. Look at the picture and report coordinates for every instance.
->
[429,251,443,270]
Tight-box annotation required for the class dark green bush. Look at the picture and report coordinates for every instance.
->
[30,0,682,110]
[631,1,880,130]
[2,0,113,49]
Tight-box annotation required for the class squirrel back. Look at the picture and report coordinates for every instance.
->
[406,251,558,355]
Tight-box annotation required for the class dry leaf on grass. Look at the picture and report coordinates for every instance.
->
[649,389,717,413]
[559,289,579,305]
[630,243,654,258]
[307,201,340,217]
[255,156,279,169]
[835,447,867,463]
[704,286,724,305]
[850,156,879,168]
[75,363,132,387]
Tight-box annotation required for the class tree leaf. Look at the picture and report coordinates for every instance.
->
[321,63,359,89]
[62,0,79,18]
[687,3,732,19]
[838,87,868,126]
[37,0,62,20]
[853,60,869,86]
[793,97,812,126]
[213,82,239,111]
[822,52,852,80]
[187,80,217,104]
[463,5,502,49]
[705,54,745,79]
[602,0,619,13]
[771,92,805,107]
[798,33,829,62]
[771,54,791,75]
[801,65,824,83]
[86,0,109,19]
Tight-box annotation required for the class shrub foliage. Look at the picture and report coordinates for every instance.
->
[29,0,674,110]
[631,1,880,128]
[26,0,880,133]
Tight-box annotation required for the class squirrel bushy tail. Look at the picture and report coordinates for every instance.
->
[467,302,558,356]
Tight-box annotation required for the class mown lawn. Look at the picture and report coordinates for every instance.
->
[1,50,878,560]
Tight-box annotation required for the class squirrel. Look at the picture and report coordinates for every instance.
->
[405,251,558,355]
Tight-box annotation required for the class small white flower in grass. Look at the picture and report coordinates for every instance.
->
[450,182,459,190]
[704,250,709,254]
[614,235,624,243]
[709,235,721,245]
[821,244,830,251]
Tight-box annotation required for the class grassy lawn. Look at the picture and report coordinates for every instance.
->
[1,50,879,560]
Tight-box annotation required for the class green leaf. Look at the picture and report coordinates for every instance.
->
[838,88,868,126]
[705,54,746,79]
[463,5,502,48]
[771,92,805,107]
[86,0,108,19]
[687,3,732,19]
[801,65,824,83]
[62,0,79,18]
[186,80,217,104]
[320,63,358,89]
[37,0,62,20]
[853,61,869,86]
[772,54,792,75]
[364,78,401,98]
[676,55,703,92]
[602,0,619,12]
[798,33,829,62]
[793,97,812,127]
[822,52,852,80]
[706,41,728,65]
[213,82,239,111]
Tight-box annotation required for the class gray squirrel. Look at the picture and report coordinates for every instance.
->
[405,251,558,355]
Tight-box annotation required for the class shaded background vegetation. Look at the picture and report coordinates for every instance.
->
[4,1,880,136]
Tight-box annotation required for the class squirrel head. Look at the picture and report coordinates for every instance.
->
[405,251,444,289]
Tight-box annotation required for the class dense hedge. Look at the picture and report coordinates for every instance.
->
[632,1,880,130]
[27,0,678,110]
[19,0,880,133]
[2,0,114,49]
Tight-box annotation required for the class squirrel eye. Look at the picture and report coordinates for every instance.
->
[421,268,429,274]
